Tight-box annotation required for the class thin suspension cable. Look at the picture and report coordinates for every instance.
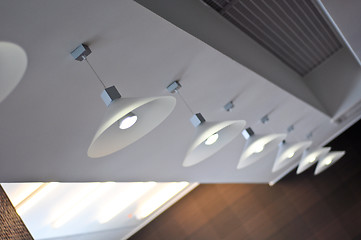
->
[175,90,194,115]
[83,57,107,89]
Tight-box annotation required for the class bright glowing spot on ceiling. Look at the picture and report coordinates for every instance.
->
[135,182,189,220]
[52,182,114,228]
[16,182,59,216]
[98,182,156,224]
[9,183,44,207]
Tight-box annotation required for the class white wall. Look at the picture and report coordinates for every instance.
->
[304,48,361,120]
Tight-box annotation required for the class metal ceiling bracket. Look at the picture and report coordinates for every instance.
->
[167,80,182,93]
[224,101,234,112]
[287,125,294,133]
[242,127,255,139]
[190,113,206,127]
[101,86,121,106]
[71,44,92,61]
[261,115,269,124]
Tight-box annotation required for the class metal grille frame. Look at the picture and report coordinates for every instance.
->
[203,0,342,76]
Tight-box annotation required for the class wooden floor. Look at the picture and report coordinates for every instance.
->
[0,186,33,240]
[131,120,361,240]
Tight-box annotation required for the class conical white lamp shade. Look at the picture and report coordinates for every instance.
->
[272,140,312,172]
[0,42,27,104]
[88,96,176,158]
[237,133,286,169]
[183,120,246,167]
[314,151,345,175]
[296,147,331,174]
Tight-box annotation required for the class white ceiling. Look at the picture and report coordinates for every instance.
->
[0,0,360,183]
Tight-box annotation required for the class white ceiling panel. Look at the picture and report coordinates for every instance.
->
[0,0,358,183]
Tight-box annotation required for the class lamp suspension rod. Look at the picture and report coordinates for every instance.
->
[83,57,107,89]
[71,44,107,89]
[167,80,195,115]
[175,90,194,115]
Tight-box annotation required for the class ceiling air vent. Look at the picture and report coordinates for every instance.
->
[202,0,342,76]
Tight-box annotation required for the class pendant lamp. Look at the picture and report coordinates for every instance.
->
[237,116,286,169]
[272,140,312,172]
[296,147,331,174]
[314,151,345,175]
[167,81,246,167]
[71,44,176,158]
[0,41,27,104]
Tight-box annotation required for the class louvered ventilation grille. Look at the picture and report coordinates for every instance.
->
[203,0,342,76]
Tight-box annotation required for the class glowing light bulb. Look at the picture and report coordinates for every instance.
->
[253,144,264,154]
[119,113,137,129]
[287,152,295,159]
[309,157,317,163]
[324,158,332,165]
[205,133,218,145]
